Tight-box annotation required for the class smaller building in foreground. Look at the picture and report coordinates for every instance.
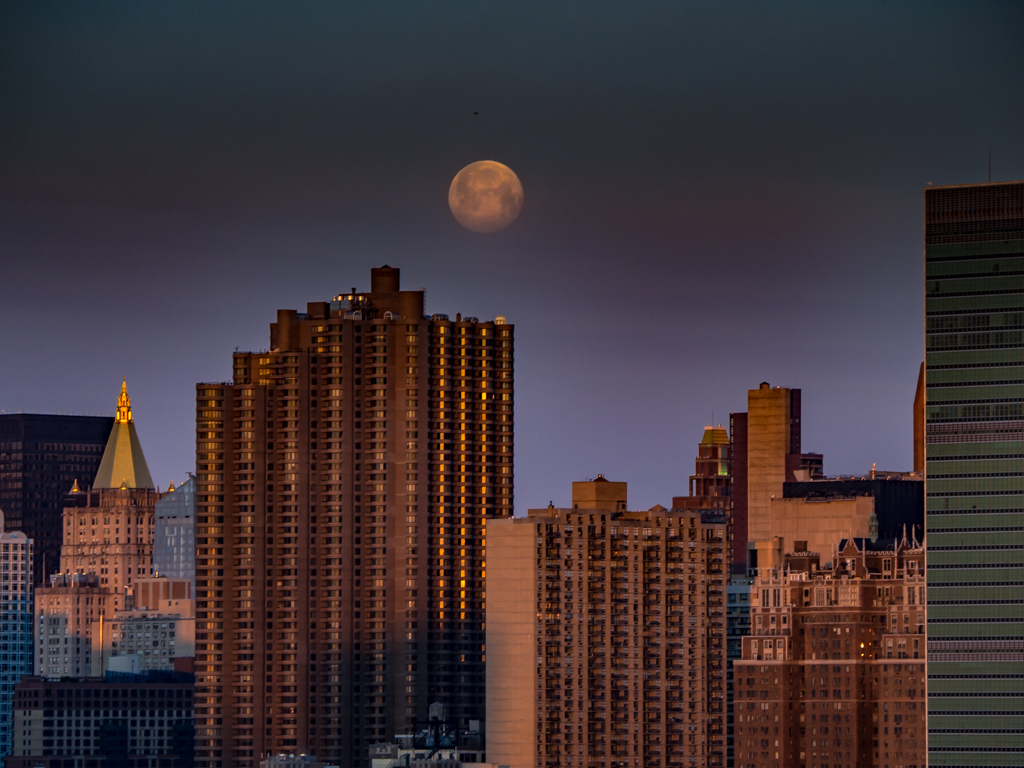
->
[733,533,926,768]
[34,572,122,678]
[9,670,195,767]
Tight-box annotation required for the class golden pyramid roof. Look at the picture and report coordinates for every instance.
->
[93,380,155,490]
[700,425,729,446]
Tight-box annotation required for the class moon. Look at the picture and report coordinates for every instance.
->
[448,160,524,233]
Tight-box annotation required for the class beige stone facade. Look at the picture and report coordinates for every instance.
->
[765,495,876,566]
[487,480,728,768]
[746,385,797,546]
[59,486,160,591]
[34,573,123,678]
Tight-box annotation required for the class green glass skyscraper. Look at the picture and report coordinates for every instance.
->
[925,180,1024,767]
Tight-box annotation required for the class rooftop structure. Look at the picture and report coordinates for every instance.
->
[93,380,154,490]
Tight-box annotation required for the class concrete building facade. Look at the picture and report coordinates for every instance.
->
[34,573,123,678]
[746,385,801,548]
[194,266,513,768]
[733,535,926,768]
[487,479,727,768]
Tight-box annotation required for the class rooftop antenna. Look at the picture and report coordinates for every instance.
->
[988,150,992,183]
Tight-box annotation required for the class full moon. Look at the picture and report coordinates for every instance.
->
[448,160,524,233]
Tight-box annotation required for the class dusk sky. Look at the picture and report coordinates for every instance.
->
[2,2,1022,513]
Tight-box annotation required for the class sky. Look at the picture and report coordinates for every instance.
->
[2,2,1023,513]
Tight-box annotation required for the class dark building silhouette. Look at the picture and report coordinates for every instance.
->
[0,414,113,585]
[194,266,513,768]
[9,672,195,767]
[729,412,748,574]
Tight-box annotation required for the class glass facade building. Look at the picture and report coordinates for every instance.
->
[924,181,1024,766]
[0,514,34,768]
[154,476,196,588]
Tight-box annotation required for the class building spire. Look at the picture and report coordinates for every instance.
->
[92,380,155,490]
[116,378,133,423]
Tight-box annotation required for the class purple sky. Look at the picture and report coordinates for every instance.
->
[2,2,1023,513]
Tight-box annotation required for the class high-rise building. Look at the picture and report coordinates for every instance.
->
[59,382,160,591]
[486,478,727,768]
[923,180,1024,765]
[733,534,927,768]
[674,425,731,511]
[194,266,513,768]
[746,384,802,548]
[10,671,195,767]
[0,511,33,768]
[0,414,112,585]
[155,476,197,588]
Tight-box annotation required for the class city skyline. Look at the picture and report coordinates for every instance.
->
[3,3,1023,514]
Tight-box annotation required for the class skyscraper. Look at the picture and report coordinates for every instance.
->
[923,180,1024,765]
[0,414,112,585]
[194,266,513,768]
[59,382,160,592]
[487,479,727,768]
[746,384,802,549]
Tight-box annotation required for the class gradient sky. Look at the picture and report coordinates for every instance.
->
[2,2,1023,513]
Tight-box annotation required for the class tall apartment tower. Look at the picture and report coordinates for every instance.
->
[194,266,514,768]
[673,425,731,511]
[0,511,33,768]
[487,478,728,768]
[923,181,1024,764]
[0,414,112,586]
